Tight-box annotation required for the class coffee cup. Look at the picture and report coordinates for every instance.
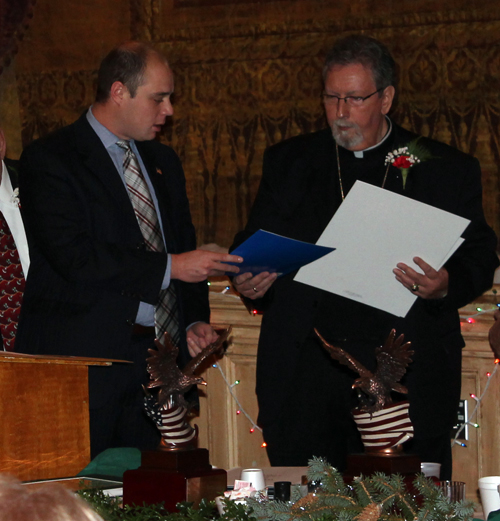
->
[421,462,441,479]
[240,468,266,491]
[479,476,500,518]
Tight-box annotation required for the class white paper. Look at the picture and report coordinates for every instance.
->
[294,181,470,317]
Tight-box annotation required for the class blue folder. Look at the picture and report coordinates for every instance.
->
[227,229,335,277]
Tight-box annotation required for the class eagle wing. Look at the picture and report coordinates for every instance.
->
[146,333,180,386]
[146,332,203,405]
[315,328,371,378]
[374,329,414,393]
[183,326,232,376]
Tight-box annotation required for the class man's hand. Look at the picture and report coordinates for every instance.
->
[186,322,219,357]
[393,256,449,299]
[171,250,242,282]
[489,310,500,359]
[233,271,278,299]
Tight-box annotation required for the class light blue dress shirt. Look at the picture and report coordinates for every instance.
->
[87,108,171,326]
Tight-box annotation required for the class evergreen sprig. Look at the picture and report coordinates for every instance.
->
[406,137,434,163]
[79,458,477,521]
[247,458,475,521]
[78,488,222,521]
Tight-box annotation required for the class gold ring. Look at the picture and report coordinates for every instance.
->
[411,283,420,292]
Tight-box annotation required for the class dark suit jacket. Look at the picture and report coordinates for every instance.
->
[16,113,209,371]
[232,123,499,439]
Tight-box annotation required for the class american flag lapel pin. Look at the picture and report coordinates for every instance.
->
[156,167,163,175]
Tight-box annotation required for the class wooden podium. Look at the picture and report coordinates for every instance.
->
[0,351,115,481]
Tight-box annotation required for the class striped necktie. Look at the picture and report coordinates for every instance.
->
[116,140,180,344]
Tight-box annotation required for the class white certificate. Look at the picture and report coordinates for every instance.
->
[294,181,470,317]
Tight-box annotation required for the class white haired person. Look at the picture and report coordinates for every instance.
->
[0,474,104,521]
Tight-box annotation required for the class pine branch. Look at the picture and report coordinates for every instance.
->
[351,478,373,507]
[307,457,346,494]
[78,461,476,521]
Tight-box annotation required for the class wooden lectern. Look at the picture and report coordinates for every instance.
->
[0,352,115,481]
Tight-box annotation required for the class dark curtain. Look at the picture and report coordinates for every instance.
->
[0,0,36,74]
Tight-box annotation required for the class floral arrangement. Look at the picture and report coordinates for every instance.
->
[385,137,433,189]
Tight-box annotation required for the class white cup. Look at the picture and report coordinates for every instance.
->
[240,468,266,491]
[421,462,441,478]
[479,476,500,518]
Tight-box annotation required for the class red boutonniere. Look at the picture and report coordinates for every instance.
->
[385,138,432,189]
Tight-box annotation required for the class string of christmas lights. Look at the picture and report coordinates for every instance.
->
[207,282,262,435]
[462,288,498,323]
[213,361,262,434]
[463,306,498,323]
[207,282,264,445]
[210,282,500,451]
[451,359,499,448]
[452,301,500,448]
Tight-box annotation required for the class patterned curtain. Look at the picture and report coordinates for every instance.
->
[15,2,500,248]
[0,0,36,75]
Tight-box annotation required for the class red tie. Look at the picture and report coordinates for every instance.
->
[0,211,25,351]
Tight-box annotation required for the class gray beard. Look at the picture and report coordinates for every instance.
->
[331,120,363,150]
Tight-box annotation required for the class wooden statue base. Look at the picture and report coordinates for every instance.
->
[123,448,226,512]
[343,452,421,483]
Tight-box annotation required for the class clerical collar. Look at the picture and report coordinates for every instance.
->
[352,117,392,158]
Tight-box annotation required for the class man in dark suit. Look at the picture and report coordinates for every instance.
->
[231,35,498,479]
[17,42,242,458]
[0,128,29,351]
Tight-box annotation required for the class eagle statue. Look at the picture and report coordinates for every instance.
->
[144,327,231,449]
[315,328,414,414]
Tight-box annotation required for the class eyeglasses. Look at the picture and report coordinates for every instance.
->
[322,88,384,107]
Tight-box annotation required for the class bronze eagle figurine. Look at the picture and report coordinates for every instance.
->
[315,328,414,414]
[146,327,231,408]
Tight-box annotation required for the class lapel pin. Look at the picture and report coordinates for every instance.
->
[156,167,163,175]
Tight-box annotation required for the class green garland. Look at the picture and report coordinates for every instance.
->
[78,489,253,521]
[79,457,477,521]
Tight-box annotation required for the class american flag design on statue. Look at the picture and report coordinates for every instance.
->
[158,406,198,447]
[353,401,414,451]
[143,393,198,448]
[116,140,180,344]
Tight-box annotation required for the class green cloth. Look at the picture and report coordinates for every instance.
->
[77,448,142,479]
[488,510,500,520]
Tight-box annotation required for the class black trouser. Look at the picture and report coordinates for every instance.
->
[88,332,161,460]
[263,335,363,470]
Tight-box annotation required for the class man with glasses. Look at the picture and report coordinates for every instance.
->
[231,34,498,478]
